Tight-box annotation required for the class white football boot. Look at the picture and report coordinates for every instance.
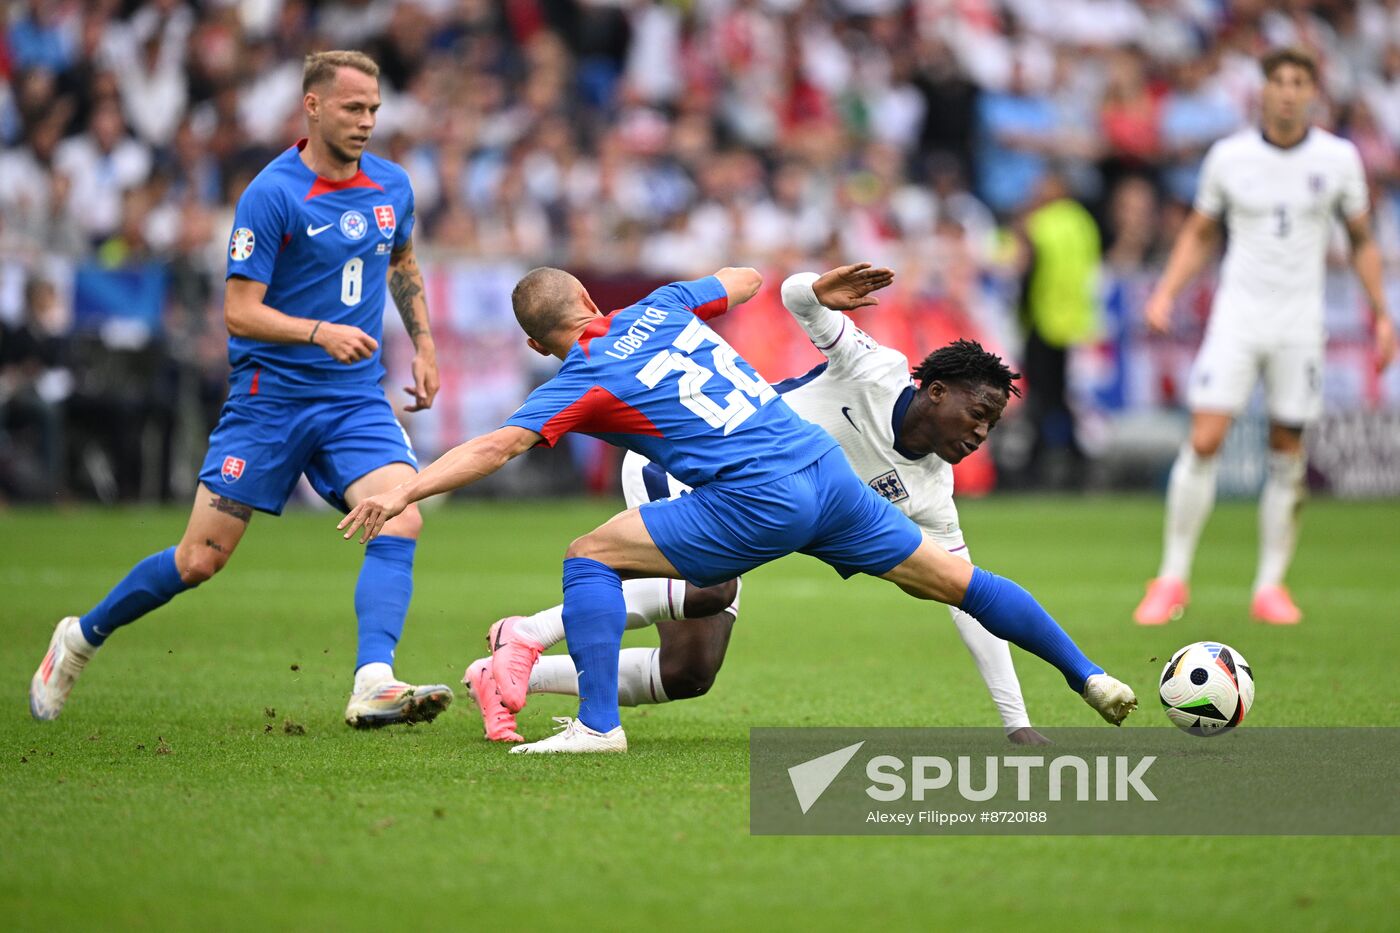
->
[1082,673,1138,726]
[344,678,453,728]
[30,617,95,721]
[510,716,628,754]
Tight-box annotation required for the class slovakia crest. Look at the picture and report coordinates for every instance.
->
[339,210,368,240]
[221,456,246,484]
[373,205,396,239]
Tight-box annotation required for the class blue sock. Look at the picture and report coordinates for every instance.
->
[79,546,191,647]
[354,535,416,671]
[960,567,1103,692]
[562,556,626,733]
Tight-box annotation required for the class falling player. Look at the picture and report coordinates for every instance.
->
[465,272,1049,746]
[1134,47,1396,626]
[30,51,454,726]
[341,263,1137,753]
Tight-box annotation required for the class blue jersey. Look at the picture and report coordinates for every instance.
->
[506,276,837,488]
[224,140,416,399]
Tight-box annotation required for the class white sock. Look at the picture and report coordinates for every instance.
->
[944,548,1030,731]
[526,649,670,706]
[617,647,668,706]
[1159,444,1218,581]
[353,661,394,692]
[949,605,1030,731]
[1254,450,1306,591]
[514,578,687,648]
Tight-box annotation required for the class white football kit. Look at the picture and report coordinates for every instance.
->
[1189,128,1369,423]
[620,273,1032,731]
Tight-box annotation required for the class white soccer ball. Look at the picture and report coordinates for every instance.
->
[1158,641,1254,737]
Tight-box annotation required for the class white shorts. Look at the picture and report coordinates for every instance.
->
[621,449,689,509]
[1187,334,1323,425]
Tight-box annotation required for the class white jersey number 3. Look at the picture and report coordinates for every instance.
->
[637,318,776,433]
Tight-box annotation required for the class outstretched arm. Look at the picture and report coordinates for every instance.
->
[1344,213,1397,372]
[388,240,440,410]
[339,425,541,542]
[780,262,895,349]
[713,267,763,310]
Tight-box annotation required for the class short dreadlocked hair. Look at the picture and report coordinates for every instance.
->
[911,339,1022,398]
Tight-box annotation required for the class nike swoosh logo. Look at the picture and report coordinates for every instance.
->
[306,223,333,237]
[841,406,861,432]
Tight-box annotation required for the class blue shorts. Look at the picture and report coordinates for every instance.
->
[198,392,417,515]
[639,447,923,587]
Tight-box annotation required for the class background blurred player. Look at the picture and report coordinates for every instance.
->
[466,273,1049,747]
[1134,47,1396,627]
[341,264,1137,753]
[30,51,453,727]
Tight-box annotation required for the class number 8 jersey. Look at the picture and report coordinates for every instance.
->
[506,276,838,488]
[224,138,416,398]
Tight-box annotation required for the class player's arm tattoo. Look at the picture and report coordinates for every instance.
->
[389,243,431,347]
[204,539,226,553]
[207,496,253,523]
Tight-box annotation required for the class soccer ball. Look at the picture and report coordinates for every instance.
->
[1158,641,1254,736]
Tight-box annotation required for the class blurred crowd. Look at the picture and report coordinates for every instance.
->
[2,0,1400,501]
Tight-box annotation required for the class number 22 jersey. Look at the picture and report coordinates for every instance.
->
[224,139,416,398]
[505,276,837,488]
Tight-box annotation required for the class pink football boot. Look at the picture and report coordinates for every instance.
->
[1251,585,1302,625]
[488,616,544,713]
[463,658,523,742]
[1133,577,1189,626]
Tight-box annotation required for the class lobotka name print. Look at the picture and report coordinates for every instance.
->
[603,306,671,360]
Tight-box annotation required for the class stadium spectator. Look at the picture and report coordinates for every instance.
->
[0,277,70,501]
[1015,170,1101,487]
[0,0,1397,500]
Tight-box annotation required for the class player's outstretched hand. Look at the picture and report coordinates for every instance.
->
[812,262,895,311]
[403,350,440,411]
[1007,727,1053,746]
[339,487,410,544]
[314,322,380,364]
[1375,314,1396,372]
[1143,288,1173,335]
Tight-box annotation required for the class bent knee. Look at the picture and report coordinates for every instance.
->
[381,502,423,539]
[683,579,738,619]
[660,658,719,700]
[175,541,232,585]
[565,533,599,561]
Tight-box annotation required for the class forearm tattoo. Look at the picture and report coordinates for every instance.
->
[389,262,426,342]
[208,496,252,523]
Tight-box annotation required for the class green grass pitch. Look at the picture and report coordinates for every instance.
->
[3,496,1399,930]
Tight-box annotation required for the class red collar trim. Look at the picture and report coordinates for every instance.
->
[295,139,384,199]
[577,311,619,358]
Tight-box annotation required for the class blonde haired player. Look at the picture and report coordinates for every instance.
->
[1134,47,1397,626]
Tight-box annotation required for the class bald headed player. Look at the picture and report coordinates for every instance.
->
[31,51,453,727]
[1135,47,1396,626]
[342,263,1136,753]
